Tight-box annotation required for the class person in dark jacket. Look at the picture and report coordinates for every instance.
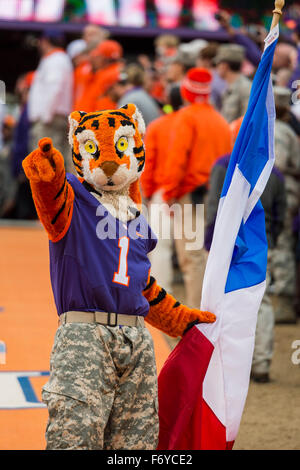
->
[12,72,37,219]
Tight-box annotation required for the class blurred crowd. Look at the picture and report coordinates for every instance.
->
[0,10,300,382]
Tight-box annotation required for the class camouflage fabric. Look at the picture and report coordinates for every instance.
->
[42,323,159,450]
[221,74,252,123]
[270,120,300,297]
[252,267,274,376]
[274,120,300,203]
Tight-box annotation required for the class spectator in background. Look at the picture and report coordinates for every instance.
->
[67,39,87,67]
[12,72,37,219]
[273,42,298,80]
[141,85,183,293]
[28,30,73,167]
[271,86,300,324]
[274,70,300,136]
[67,39,89,111]
[276,68,293,88]
[163,68,232,307]
[0,116,16,217]
[152,34,180,105]
[205,117,286,383]
[214,44,252,123]
[215,9,263,67]
[94,68,124,111]
[72,25,112,111]
[164,40,207,87]
[76,40,123,112]
[165,51,190,86]
[82,24,110,48]
[154,34,179,64]
[117,63,161,126]
[295,214,300,319]
[196,43,227,110]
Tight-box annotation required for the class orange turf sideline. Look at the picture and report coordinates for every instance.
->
[0,225,170,450]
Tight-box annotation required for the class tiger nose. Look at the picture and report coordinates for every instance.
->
[100,161,119,177]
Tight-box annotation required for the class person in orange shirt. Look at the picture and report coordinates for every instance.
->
[67,39,91,111]
[75,40,123,112]
[141,85,183,292]
[163,68,233,308]
[94,67,123,111]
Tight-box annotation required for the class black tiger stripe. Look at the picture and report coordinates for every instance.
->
[149,288,167,306]
[173,301,181,308]
[79,113,103,125]
[109,111,130,119]
[51,185,69,225]
[115,146,124,159]
[136,155,145,162]
[144,276,156,292]
[72,150,82,161]
[74,126,86,135]
[91,120,99,129]
[54,177,66,200]
[72,159,82,172]
[72,160,84,177]
[120,119,135,128]
[108,117,115,127]
[138,158,145,172]
[82,180,102,198]
[133,145,144,154]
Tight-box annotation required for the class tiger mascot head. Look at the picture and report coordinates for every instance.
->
[68,103,146,205]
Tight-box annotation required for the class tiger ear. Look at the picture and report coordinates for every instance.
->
[120,103,146,137]
[68,111,87,145]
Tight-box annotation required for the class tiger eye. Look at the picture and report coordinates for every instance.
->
[84,140,97,154]
[116,137,128,153]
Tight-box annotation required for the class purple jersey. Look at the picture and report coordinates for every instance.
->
[49,174,157,317]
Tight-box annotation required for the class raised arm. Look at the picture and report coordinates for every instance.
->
[22,138,74,242]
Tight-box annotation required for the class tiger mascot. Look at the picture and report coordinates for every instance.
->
[23,103,215,450]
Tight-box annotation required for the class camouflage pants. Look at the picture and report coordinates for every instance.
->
[42,323,159,450]
[252,270,274,375]
[270,202,298,297]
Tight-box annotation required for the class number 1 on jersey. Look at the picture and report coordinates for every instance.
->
[113,236,130,286]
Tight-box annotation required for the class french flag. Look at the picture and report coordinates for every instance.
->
[157,25,279,450]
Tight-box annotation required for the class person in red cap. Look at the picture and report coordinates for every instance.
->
[163,67,232,308]
[75,40,123,112]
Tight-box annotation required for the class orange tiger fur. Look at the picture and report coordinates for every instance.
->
[143,277,216,337]
[68,104,145,206]
[22,138,74,242]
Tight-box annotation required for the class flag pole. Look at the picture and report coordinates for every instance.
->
[270,0,285,30]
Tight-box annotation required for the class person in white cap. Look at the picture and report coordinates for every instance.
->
[67,39,87,66]
[28,31,73,168]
